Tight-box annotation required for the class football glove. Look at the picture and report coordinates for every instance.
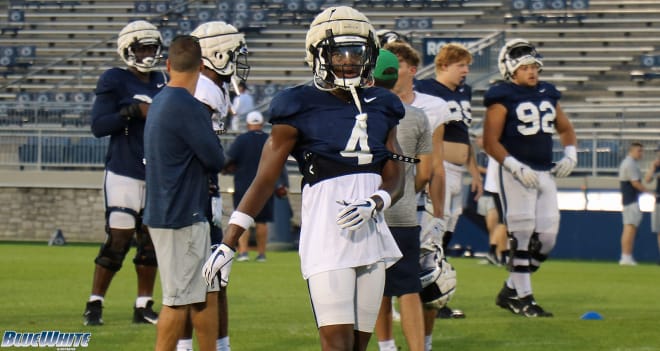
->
[552,145,577,178]
[119,103,144,121]
[211,196,223,228]
[503,156,539,188]
[202,243,235,288]
[336,198,378,231]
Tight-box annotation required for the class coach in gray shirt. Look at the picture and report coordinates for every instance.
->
[618,142,648,266]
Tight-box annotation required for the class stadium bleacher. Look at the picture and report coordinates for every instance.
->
[1,0,660,172]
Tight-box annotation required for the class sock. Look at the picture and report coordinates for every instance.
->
[621,254,633,261]
[88,295,104,303]
[377,339,397,351]
[425,335,433,351]
[176,339,193,351]
[489,244,496,255]
[217,336,230,351]
[135,296,152,308]
[511,272,532,297]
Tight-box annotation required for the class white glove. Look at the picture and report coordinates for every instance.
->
[336,198,378,231]
[552,145,577,177]
[211,196,223,228]
[503,156,539,188]
[202,243,235,288]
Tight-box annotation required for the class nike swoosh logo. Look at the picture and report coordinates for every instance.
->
[539,88,546,93]
[308,164,314,175]
[157,83,165,88]
[363,97,377,103]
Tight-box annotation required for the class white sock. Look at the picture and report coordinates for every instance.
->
[88,295,104,303]
[176,339,193,351]
[511,272,532,297]
[621,254,633,261]
[135,296,152,308]
[378,339,397,351]
[217,336,230,351]
[425,335,432,351]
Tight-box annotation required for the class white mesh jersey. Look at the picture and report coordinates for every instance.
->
[484,155,499,193]
[298,173,403,279]
[411,91,451,131]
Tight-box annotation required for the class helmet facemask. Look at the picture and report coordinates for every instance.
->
[125,39,162,73]
[498,39,543,80]
[117,20,163,73]
[312,34,376,91]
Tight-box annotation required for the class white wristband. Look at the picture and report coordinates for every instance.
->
[564,145,577,160]
[228,211,254,230]
[372,190,392,211]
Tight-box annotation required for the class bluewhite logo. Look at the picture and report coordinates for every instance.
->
[1,331,91,349]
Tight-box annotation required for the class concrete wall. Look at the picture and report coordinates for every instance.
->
[0,171,302,243]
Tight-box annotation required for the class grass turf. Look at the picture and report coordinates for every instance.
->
[0,242,659,350]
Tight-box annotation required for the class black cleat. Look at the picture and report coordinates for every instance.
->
[518,295,553,317]
[436,305,466,319]
[83,300,104,326]
[495,283,521,315]
[133,300,158,324]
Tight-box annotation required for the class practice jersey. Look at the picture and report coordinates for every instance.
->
[411,91,451,131]
[483,80,561,171]
[269,85,404,186]
[91,67,167,180]
[414,78,472,145]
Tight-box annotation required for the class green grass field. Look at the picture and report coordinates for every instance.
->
[1,242,659,351]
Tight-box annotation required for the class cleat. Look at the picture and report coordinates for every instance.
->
[495,283,521,315]
[83,300,104,326]
[255,254,266,263]
[436,305,466,319]
[236,253,249,262]
[484,252,501,266]
[518,295,553,317]
[133,300,158,324]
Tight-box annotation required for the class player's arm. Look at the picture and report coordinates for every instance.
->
[224,123,298,248]
[466,142,483,200]
[379,126,405,208]
[429,124,446,217]
[554,103,577,148]
[415,154,431,193]
[644,159,659,184]
[483,103,508,164]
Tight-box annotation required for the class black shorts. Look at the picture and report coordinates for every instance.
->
[384,226,422,297]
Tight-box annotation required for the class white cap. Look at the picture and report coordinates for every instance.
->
[194,75,224,114]
[246,110,264,125]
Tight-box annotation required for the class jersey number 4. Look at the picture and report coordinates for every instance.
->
[340,113,373,165]
[515,101,556,135]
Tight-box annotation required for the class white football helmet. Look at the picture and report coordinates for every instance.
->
[117,20,163,73]
[305,6,379,90]
[419,246,457,309]
[498,38,543,80]
[190,21,250,81]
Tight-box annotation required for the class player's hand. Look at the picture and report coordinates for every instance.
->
[336,198,377,231]
[202,243,235,287]
[552,145,577,178]
[503,156,539,188]
[211,196,223,228]
[119,103,145,120]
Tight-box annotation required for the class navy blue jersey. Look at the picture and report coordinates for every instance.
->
[414,78,472,145]
[483,81,562,171]
[269,85,404,185]
[143,86,225,229]
[226,130,269,204]
[91,68,167,180]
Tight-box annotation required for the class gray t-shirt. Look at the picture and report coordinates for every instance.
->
[619,155,642,205]
[384,104,432,226]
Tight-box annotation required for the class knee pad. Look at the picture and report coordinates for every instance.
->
[133,228,158,267]
[529,232,554,272]
[95,230,133,272]
[506,234,531,273]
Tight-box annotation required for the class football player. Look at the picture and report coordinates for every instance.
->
[483,38,577,317]
[203,6,407,351]
[85,20,166,326]
[172,21,251,351]
[382,41,449,351]
[414,42,481,319]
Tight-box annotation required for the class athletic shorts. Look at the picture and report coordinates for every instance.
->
[307,262,385,332]
[104,170,145,229]
[384,226,422,297]
[622,203,642,227]
[150,221,219,307]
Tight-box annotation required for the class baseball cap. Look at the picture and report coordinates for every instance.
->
[373,49,399,82]
[194,75,223,113]
[246,110,264,125]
